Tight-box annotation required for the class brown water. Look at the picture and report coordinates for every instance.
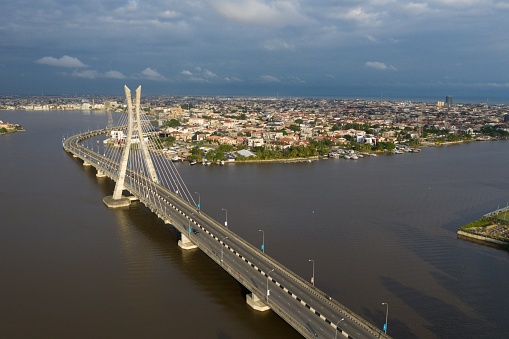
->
[1,110,508,338]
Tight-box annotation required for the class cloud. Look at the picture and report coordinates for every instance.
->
[212,0,310,27]
[225,77,243,82]
[204,69,217,78]
[333,7,384,26]
[35,55,88,68]
[259,75,281,83]
[69,69,126,79]
[140,68,167,81]
[263,39,295,51]
[104,70,126,79]
[72,69,99,79]
[365,61,397,71]
[405,2,430,14]
[160,10,180,19]
[181,68,217,80]
[366,35,377,42]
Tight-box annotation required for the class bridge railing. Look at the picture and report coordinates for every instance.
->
[64,129,390,339]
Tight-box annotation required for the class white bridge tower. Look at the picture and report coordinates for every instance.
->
[103,85,158,208]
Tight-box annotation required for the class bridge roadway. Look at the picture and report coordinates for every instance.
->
[63,129,391,339]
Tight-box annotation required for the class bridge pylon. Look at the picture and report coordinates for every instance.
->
[103,85,157,208]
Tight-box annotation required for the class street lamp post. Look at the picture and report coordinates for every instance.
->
[259,229,265,253]
[194,192,201,213]
[188,213,194,238]
[335,318,345,339]
[221,236,228,265]
[382,302,389,334]
[222,208,228,228]
[266,268,274,303]
[309,259,315,286]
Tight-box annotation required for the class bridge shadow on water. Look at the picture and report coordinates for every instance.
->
[68,153,301,338]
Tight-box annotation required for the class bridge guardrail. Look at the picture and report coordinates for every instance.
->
[64,129,390,339]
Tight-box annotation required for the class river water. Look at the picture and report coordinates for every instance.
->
[1,110,508,339]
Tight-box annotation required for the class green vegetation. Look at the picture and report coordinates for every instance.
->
[165,119,181,127]
[460,218,492,230]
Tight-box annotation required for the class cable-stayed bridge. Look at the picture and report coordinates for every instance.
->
[63,86,391,339]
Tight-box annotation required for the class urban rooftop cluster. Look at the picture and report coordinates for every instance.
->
[2,96,509,156]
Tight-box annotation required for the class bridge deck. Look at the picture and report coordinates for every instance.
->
[63,129,391,339]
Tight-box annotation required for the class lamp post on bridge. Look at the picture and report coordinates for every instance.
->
[308,259,315,286]
[382,302,388,334]
[188,213,194,238]
[259,229,265,253]
[222,208,228,228]
[221,236,228,266]
[266,268,274,303]
[194,191,201,213]
[335,318,345,339]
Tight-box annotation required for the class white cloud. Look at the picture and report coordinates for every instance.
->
[212,0,310,26]
[334,7,384,26]
[204,69,217,77]
[259,75,281,82]
[181,70,193,76]
[365,61,397,71]
[263,39,295,51]
[288,76,306,84]
[35,55,88,68]
[72,69,99,79]
[405,2,430,14]
[104,70,126,79]
[225,76,243,82]
[161,10,180,19]
[140,68,166,81]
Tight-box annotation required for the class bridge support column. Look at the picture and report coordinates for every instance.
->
[103,195,131,208]
[96,170,106,178]
[83,161,91,166]
[178,233,197,250]
[246,293,270,311]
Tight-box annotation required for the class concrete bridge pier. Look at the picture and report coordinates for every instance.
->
[178,233,198,250]
[103,195,131,208]
[83,161,91,166]
[246,293,270,311]
[96,170,106,178]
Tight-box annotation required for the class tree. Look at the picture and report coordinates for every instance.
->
[289,124,301,132]
[218,144,234,152]
[165,119,181,127]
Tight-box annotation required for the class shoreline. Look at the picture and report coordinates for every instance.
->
[457,230,509,250]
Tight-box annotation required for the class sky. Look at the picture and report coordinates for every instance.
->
[1,0,509,100]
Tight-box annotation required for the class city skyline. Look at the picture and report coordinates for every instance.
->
[1,0,508,99]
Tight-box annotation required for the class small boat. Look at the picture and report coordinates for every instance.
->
[189,161,197,166]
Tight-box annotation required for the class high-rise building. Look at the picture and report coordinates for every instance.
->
[445,96,453,106]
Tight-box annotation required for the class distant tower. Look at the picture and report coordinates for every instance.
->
[445,96,453,107]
